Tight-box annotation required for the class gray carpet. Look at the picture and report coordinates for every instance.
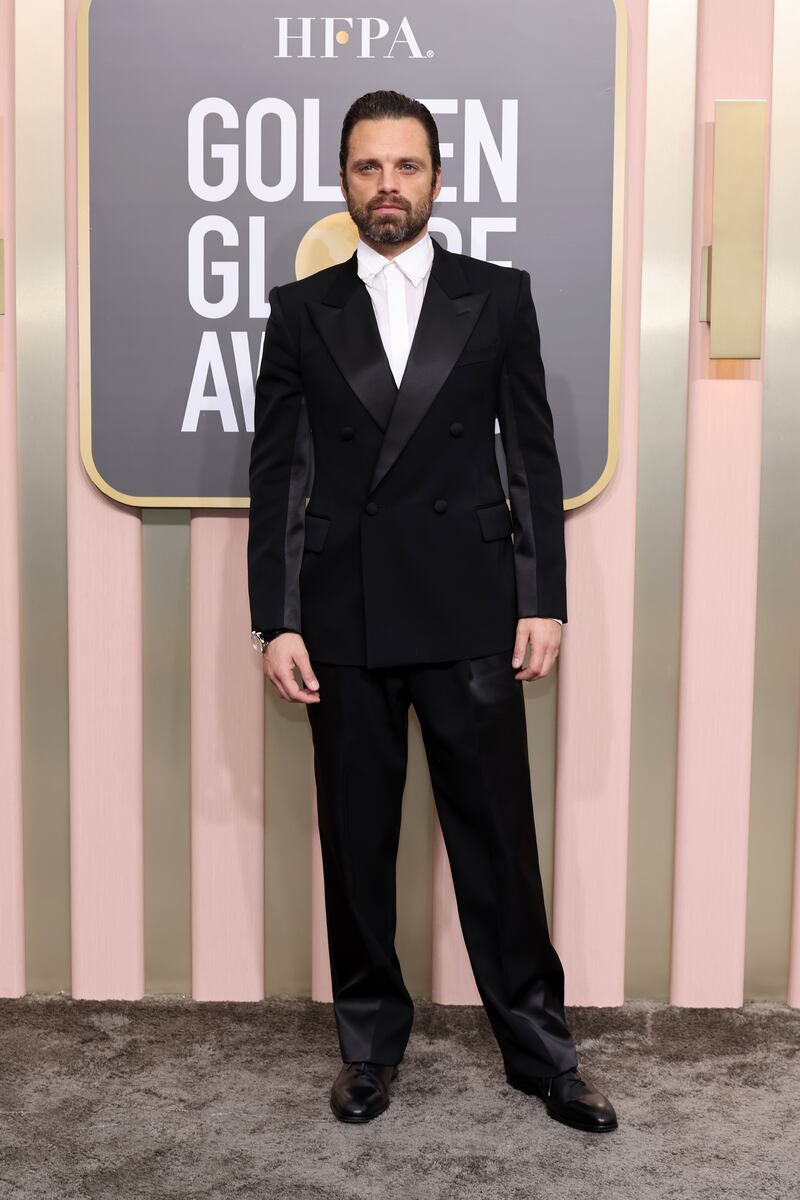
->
[0,995,797,1199]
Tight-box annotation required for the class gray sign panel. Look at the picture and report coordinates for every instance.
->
[79,0,624,507]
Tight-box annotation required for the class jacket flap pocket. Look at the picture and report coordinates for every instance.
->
[304,511,331,554]
[455,340,500,367]
[476,501,512,541]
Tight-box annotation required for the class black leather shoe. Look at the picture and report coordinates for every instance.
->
[506,1064,618,1132]
[330,1060,399,1123]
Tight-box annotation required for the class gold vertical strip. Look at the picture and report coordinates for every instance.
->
[16,0,71,992]
[142,512,192,994]
[263,695,314,996]
[625,0,698,999]
[708,100,767,360]
[745,0,799,1001]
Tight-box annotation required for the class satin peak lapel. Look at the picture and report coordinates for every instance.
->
[306,258,398,433]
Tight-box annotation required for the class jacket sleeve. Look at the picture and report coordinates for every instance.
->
[496,268,567,623]
[247,284,312,633]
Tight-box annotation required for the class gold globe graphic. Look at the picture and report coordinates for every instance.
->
[295,212,360,280]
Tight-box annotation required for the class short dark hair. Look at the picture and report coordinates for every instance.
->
[339,90,441,178]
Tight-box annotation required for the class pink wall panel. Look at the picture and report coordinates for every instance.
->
[311,785,333,1002]
[190,515,266,1001]
[670,0,773,1006]
[66,0,144,1000]
[672,384,763,1003]
[0,0,25,999]
[789,749,800,1007]
[552,0,645,1006]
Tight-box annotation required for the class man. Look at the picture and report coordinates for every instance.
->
[247,90,617,1134]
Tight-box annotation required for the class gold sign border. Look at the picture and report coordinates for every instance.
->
[77,0,628,510]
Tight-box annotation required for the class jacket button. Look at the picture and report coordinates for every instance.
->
[433,498,448,513]
[340,426,355,440]
[449,421,464,437]
[365,501,378,515]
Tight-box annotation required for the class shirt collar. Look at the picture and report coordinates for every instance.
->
[356,231,433,287]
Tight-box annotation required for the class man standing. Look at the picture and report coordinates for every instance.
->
[247,90,616,1134]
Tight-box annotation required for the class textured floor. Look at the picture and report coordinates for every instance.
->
[1,995,798,1199]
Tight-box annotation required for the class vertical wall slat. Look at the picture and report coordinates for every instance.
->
[0,0,25,999]
[190,514,265,1000]
[672,387,763,1003]
[311,779,333,1002]
[746,0,800,1004]
[17,0,71,994]
[670,0,773,1006]
[552,0,635,1006]
[142,511,192,995]
[625,0,698,999]
[68,0,144,999]
[789,747,800,1006]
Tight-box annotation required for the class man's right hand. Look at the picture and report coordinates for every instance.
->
[262,632,320,704]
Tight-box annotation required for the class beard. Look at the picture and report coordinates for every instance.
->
[344,186,434,245]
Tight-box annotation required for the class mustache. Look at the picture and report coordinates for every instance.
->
[370,198,408,210]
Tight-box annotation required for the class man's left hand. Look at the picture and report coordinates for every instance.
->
[511,617,562,681]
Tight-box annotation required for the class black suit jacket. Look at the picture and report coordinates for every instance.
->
[247,234,567,669]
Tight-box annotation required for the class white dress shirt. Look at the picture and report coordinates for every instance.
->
[354,232,562,628]
[355,232,434,387]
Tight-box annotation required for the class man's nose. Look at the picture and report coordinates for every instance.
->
[375,185,403,202]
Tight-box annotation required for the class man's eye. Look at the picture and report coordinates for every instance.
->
[401,164,417,171]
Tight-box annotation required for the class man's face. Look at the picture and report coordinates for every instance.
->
[340,116,442,249]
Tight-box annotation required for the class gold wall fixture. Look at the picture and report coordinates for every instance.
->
[701,100,767,358]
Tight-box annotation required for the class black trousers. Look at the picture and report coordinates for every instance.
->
[306,649,579,1078]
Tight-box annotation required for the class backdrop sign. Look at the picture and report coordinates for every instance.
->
[78,0,624,508]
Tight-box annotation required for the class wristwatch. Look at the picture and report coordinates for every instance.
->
[250,628,291,653]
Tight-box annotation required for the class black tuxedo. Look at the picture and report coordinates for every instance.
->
[247,235,567,669]
[247,234,578,1079]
